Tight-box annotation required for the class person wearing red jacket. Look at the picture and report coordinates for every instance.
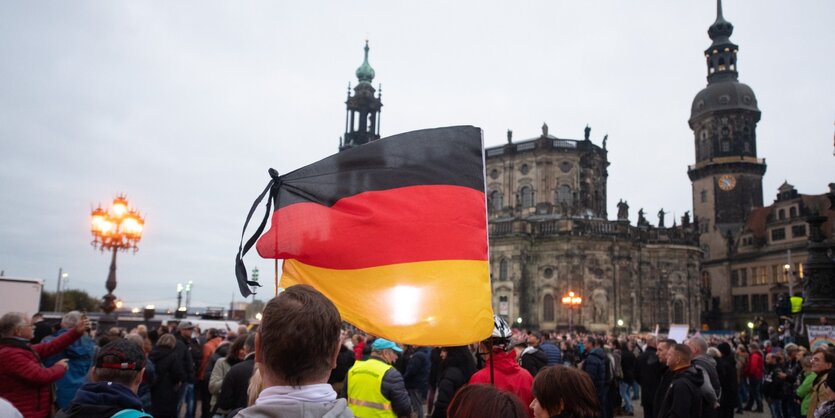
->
[744,342,765,412]
[0,311,90,418]
[469,316,534,418]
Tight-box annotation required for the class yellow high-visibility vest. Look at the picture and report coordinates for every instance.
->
[347,359,396,418]
[791,296,803,314]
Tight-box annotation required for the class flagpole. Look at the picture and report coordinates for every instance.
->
[275,259,279,296]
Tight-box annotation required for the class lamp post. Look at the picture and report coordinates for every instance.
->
[561,290,582,332]
[90,195,144,330]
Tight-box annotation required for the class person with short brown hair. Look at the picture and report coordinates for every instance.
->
[656,344,707,418]
[56,339,151,418]
[447,384,528,418]
[530,365,600,418]
[234,284,353,417]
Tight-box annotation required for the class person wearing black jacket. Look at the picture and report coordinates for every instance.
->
[403,346,431,418]
[715,343,738,418]
[657,344,707,418]
[216,334,256,412]
[620,340,637,416]
[644,338,676,418]
[174,321,199,418]
[431,346,476,418]
[520,332,549,377]
[328,337,356,395]
[148,334,186,418]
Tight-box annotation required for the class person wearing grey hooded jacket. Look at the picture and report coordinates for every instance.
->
[233,285,355,418]
[687,337,721,417]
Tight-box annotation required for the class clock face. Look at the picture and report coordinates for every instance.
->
[718,175,737,191]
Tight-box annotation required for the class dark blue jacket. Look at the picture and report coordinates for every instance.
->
[539,340,562,365]
[582,348,608,400]
[56,381,149,418]
[402,347,431,394]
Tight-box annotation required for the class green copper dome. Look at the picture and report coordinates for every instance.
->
[355,41,375,84]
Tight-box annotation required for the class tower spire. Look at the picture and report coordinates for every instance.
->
[704,0,738,83]
[355,40,375,84]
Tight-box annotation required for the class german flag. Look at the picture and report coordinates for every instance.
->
[235,126,493,346]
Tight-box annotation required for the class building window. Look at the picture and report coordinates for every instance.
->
[776,265,788,283]
[778,209,785,220]
[743,142,750,153]
[731,270,739,287]
[792,225,806,238]
[771,228,786,241]
[739,268,748,286]
[752,267,768,285]
[700,190,707,203]
[789,207,797,218]
[520,186,533,208]
[751,294,769,312]
[721,140,730,152]
[733,295,749,313]
[489,190,503,212]
[702,245,710,258]
[499,259,508,281]
[795,263,804,279]
[498,295,509,316]
[543,294,555,322]
[556,185,572,206]
[673,300,685,324]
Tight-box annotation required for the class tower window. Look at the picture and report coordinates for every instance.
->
[721,140,730,152]
[743,142,750,153]
[520,186,533,208]
[489,190,503,212]
[499,259,508,281]
[543,294,555,322]
[789,207,797,218]
[778,209,785,220]
[556,185,573,206]
[700,190,707,203]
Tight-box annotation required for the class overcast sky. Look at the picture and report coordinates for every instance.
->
[1,1,833,311]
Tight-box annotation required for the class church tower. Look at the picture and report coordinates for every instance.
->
[688,0,766,260]
[340,41,383,152]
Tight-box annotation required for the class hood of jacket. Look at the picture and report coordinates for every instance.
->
[490,350,526,374]
[588,347,607,361]
[234,398,353,418]
[149,345,175,362]
[64,382,142,411]
[673,365,705,388]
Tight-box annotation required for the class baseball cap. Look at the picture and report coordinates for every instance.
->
[96,339,146,371]
[177,321,194,331]
[371,338,403,353]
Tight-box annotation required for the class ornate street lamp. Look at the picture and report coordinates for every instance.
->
[90,195,144,316]
[561,290,582,332]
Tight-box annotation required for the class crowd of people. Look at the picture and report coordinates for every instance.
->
[0,287,833,418]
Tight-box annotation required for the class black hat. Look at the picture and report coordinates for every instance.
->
[96,339,146,371]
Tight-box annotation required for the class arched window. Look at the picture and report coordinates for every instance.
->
[489,190,503,212]
[778,209,785,220]
[673,300,685,324]
[789,207,797,218]
[556,185,572,206]
[543,294,555,322]
[499,259,508,281]
[520,186,533,208]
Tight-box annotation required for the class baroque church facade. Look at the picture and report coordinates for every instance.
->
[484,126,702,332]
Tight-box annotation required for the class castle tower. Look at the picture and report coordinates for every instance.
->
[340,41,383,152]
[688,0,766,261]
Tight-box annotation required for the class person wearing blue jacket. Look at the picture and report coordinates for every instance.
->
[43,311,95,410]
[538,332,562,365]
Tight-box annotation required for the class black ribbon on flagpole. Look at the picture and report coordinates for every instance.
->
[234,168,281,297]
